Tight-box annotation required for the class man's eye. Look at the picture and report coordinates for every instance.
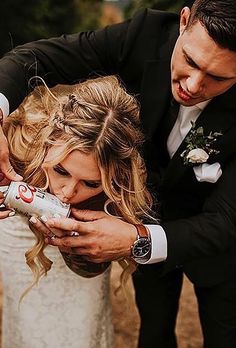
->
[211,76,227,82]
[84,181,101,189]
[53,166,69,176]
[186,57,197,69]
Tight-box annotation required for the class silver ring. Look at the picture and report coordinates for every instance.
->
[48,233,57,240]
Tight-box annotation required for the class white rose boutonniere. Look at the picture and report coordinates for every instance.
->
[181,122,222,166]
[186,148,209,164]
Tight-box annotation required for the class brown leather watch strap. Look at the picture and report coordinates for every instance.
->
[134,224,149,238]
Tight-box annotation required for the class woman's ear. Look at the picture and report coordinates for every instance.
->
[179,7,191,35]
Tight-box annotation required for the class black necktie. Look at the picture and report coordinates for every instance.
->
[164,98,180,139]
[154,98,180,167]
[145,99,180,194]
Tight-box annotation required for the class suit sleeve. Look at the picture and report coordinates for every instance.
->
[161,154,236,272]
[0,10,147,114]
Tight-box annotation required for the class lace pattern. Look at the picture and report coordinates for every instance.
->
[0,214,114,348]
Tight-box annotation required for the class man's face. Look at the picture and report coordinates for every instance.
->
[171,8,236,106]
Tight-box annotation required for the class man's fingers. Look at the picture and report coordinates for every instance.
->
[46,235,87,249]
[71,208,107,221]
[46,217,91,234]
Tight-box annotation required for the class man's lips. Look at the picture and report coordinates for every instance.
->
[177,84,192,101]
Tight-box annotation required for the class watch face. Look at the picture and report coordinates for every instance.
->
[132,237,151,258]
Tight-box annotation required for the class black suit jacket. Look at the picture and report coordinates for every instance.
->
[1,9,236,286]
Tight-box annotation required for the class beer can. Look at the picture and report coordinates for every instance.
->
[3,181,70,218]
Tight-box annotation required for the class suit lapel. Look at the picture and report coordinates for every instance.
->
[161,85,236,190]
[140,59,172,138]
[139,24,178,138]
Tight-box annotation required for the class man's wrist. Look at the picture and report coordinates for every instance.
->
[137,224,167,264]
[130,224,151,261]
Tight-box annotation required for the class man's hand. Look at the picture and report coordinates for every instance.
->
[0,110,22,182]
[30,208,138,263]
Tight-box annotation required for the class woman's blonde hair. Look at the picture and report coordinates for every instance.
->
[4,75,154,299]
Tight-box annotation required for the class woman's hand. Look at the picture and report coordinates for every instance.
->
[0,192,15,219]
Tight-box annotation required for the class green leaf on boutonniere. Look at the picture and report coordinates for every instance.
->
[181,122,222,166]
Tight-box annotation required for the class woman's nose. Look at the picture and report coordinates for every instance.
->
[61,182,78,201]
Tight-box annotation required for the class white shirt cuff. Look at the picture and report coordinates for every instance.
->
[0,93,9,118]
[136,224,167,264]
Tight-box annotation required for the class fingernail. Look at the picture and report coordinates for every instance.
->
[8,211,15,217]
[29,216,37,224]
[14,174,23,180]
[40,215,48,223]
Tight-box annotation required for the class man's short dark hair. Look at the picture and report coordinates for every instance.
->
[187,0,236,52]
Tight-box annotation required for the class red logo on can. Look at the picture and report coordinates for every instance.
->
[16,184,37,203]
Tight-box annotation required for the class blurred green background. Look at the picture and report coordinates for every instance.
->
[0,0,194,57]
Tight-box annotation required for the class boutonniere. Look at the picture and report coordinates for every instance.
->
[181,122,222,166]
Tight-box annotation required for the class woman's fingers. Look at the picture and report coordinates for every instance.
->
[0,194,15,218]
[29,215,74,239]
[29,216,59,238]
[0,209,15,219]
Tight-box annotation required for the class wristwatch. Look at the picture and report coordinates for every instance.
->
[131,224,151,261]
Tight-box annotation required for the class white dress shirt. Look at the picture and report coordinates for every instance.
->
[141,99,211,264]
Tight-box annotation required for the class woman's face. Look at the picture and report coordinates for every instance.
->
[44,147,103,205]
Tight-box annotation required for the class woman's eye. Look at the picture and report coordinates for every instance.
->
[84,181,101,189]
[53,166,70,176]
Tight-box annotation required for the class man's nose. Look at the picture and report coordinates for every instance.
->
[186,72,204,96]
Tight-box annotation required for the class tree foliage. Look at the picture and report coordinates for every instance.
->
[0,0,194,57]
[0,0,77,56]
[124,0,187,17]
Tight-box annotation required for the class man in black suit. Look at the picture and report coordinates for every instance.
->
[0,0,236,347]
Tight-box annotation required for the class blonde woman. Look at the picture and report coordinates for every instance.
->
[0,76,153,348]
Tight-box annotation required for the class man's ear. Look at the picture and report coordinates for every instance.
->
[179,7,191,34]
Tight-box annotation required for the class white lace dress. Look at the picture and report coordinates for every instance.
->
[0,214,114,348]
